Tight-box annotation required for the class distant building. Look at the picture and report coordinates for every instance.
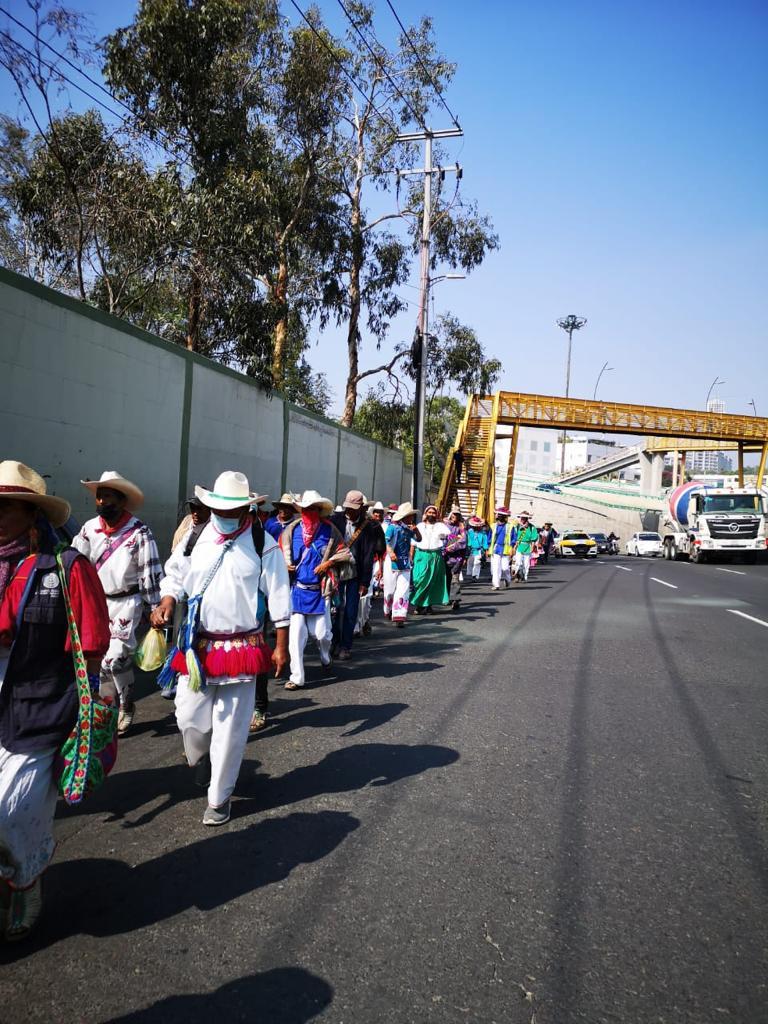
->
[555,434,628,474]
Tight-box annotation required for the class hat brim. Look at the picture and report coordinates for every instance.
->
[0,490,71,529]
[82,477,144,512]
[295,499,334,516]
[194,484,267,511]
[393,509,418,522]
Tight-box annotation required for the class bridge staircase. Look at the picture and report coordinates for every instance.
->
[436,396,496,519]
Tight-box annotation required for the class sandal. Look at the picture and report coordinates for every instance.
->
[249,710,268,733]
[4,877,42,943]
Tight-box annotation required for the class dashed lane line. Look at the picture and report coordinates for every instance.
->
[727,609,768,629]
[615,565,632,572]
[717,568,746,576]
[650,577,678,589]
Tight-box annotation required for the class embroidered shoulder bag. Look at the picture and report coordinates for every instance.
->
[55,548,119,806]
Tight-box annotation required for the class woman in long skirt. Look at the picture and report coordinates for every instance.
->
[410,505,450,614]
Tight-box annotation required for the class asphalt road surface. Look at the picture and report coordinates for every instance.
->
[3,554,767,1024]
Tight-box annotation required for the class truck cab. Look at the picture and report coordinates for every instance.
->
[662,485,767,563]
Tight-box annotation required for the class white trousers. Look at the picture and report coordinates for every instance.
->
[383,561,411,620]
[103,593,143,705]
[466,552,484,578]
[175,677,256,808]
[0,744,58,888]
[289,604,332,687]
[490,553,511,588]
[514,551,532,580]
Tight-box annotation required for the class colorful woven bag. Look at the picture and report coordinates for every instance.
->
[54,548,119,806]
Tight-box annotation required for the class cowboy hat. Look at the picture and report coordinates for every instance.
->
[371,501,385,512]
[342,489,367,510]
[494,505,511,516]
[518,510,532,518]
[392,501,418,522]
[0,461,71,528]
[81,470,144,511]
[194,471,266,511]
[294,489,334,516]
[273,492,299,509]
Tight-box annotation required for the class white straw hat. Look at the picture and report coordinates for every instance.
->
[194,471,266,511]
[294,489,334,516]
[392,501,418,522]
[81,470,144,511]
[0,461,71,528]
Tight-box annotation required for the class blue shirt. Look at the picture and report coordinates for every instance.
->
[265,514,293,541]
[493,523,517,555]
[385,522,412,570]
[290,521,331,615]
[467,527,489,553]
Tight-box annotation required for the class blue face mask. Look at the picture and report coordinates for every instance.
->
[211,512,241,535]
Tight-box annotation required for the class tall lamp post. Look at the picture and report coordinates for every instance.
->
[556,314,587,474]
[705,376,725,409]
[412,273,465,508]
[593,361,614,401]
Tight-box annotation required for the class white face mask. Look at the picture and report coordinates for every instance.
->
[211,512,241,535]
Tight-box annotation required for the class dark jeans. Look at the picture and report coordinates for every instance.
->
[333,579,361,651]
[255,673,269,713]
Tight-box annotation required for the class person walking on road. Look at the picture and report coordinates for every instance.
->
[171,494,212,552]
[151,471,290,827]
[280,491,349,690]
[538,521,557,563]
[0,461,110,941]
[72,471,163,737]
[443,509,467,610]
[355,502,385,638]
[330,492,386,660]
[410,504,450,614]
[489,507,516,590]
[512,512,539,583]
[383,502,421,627]
[466,516,490,580]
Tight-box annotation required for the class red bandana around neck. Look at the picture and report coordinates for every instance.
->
[98,510,132,536]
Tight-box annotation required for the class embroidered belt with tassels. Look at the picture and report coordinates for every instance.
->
[169,630,272,680]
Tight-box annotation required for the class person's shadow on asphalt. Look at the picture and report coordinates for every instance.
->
[100,967,333,1024]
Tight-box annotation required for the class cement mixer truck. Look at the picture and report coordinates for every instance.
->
[661,482,768,563]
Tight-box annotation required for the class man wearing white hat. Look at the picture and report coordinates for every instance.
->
[279,491,350,689]
[72,471,163,735]
[383,503,421,627]
[489,506,516,591]
[152,470,291,826]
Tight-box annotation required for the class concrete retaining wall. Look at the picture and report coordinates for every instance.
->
[0,267,407,550]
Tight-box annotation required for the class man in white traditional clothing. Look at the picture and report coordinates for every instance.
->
[71,470,163,736]
[151,471,290,826]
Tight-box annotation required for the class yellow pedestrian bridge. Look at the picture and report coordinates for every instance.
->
[437,392,768,521]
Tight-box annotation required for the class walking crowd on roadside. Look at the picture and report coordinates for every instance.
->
[0,458,553,942]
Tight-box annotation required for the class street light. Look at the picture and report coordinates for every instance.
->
[749,399,758,416]
[705,376,726,409]
[593,361,614,401]
[412,273,466,508]
[556,314,587,474]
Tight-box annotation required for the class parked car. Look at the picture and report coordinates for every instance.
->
[626,531,663,557]
[555,531,597,558]
[535,483,563,495]
[588,532,611,554]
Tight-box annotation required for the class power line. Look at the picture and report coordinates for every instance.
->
[286,0,399,137]
[383,0,461,132]
[334,0,428,132]
[0,8,193,167]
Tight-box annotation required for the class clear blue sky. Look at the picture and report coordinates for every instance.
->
[2,0,766,419]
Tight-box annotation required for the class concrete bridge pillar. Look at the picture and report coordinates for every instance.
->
[639,451,664,494]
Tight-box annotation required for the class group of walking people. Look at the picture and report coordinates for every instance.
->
[1,457,553,942]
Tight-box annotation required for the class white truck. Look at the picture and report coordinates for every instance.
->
[661,483,767,564]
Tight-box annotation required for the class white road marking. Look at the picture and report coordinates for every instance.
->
[716,568,746,576]
[727,609,768,629]
[650,577,678,589]
[616,566,632,572]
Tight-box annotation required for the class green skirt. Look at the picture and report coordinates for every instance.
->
[411,549,450,607]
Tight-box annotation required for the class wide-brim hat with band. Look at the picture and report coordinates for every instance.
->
[81,470,144,511]
[372,501,385,512]
[518,511,532,519]
[194,471,266,511]
[393,501,418,522]
[342,489,367,510]
[294,489,334,516]
[495,505,511,516]
[468,515,484,526]
[0,460,71,528]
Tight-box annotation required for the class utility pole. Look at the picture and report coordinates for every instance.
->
[556,314,587,474]
[397,127,463,509]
